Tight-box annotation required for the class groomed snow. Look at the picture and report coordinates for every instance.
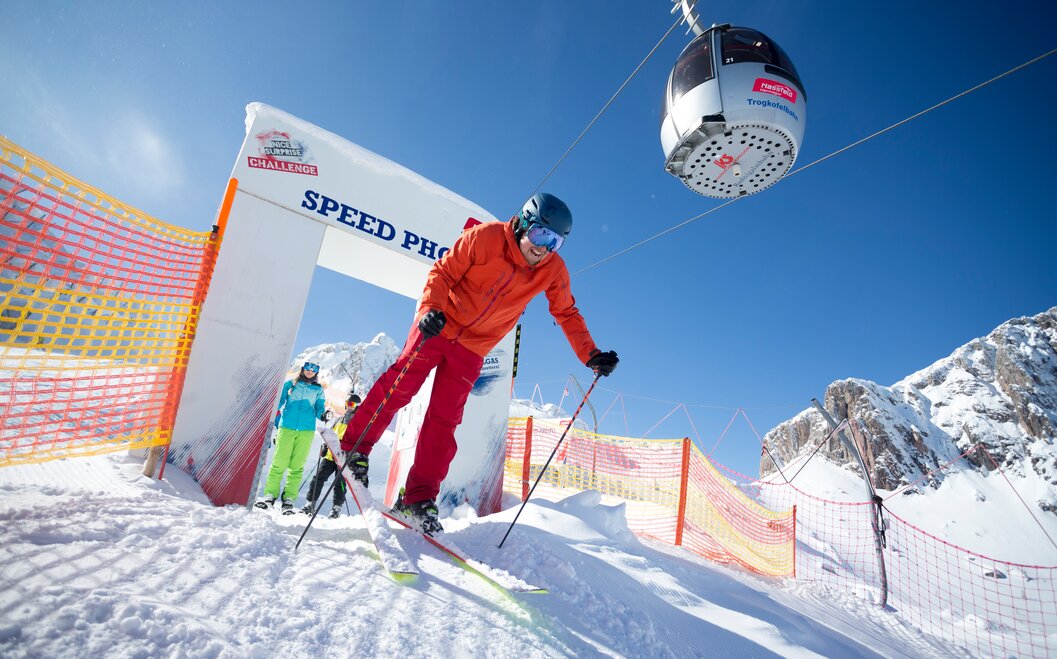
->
[0,446,962,657]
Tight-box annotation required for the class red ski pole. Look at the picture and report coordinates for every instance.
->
[498,372,602,549]
[296,338,428,550]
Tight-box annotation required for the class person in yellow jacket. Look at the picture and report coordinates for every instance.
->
[302,393,361,518]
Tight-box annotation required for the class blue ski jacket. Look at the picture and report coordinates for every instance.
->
[276,378,327,431]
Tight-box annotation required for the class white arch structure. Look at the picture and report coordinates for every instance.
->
[168,103,514,513]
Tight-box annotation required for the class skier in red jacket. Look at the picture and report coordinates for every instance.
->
[340,192,618,534]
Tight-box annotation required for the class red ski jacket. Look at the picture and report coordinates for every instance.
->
[418,219,597,363]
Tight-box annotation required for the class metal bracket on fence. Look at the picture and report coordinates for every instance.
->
[811,398,889,608]
[871,494,888,549]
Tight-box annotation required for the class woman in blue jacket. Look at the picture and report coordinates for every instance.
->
[255,361,329,513]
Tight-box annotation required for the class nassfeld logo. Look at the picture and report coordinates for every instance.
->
[752,78,797,103]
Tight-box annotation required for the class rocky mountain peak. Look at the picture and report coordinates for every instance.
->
[289,333,400,404]
[762,307,1057,513]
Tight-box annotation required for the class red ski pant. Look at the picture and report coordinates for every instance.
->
[340,327,484,505]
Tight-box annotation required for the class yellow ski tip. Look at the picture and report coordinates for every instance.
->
[390,571,419,585]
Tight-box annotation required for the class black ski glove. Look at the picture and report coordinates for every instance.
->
[586,349,619,377]
[320,410,334,422]
[418,309,446,339]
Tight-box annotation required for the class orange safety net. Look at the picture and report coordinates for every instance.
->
[504,417,795,576]
[0,136,218,466]
[722,423,1057,658]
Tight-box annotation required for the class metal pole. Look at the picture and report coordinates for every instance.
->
[299,439,325,497]
[498,373,602,549]
[568,373,598,433]
[810,398,888,608]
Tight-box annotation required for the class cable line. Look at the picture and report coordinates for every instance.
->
[572,47,1057,276]
[573,197,741,275]
[522,15,684,210]
[788,47,1057,179]
[594,385,800,411]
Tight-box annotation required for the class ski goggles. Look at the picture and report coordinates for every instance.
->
[302,362,320,372]
[525,223,564,253]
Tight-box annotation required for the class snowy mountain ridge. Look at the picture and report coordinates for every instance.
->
[288,332,400,408]
[762,306,1057,514]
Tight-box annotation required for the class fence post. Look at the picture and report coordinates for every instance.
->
[142,445,163,477]
[811,399,887,607]
[675,437,691,546]
[522,416,533,501]
[151,183,230,481]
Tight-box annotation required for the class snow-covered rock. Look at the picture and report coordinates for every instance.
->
[762,307,1057,514]
[288,333,400,405]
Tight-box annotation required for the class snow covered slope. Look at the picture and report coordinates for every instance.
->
[0,453,961,658]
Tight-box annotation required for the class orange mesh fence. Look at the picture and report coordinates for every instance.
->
[750,476,1057,657]
[681,442,795,575]
[504,417,795,576]
[508,413,1056,655]
[722,432,1057,658]
[0,136,218,466]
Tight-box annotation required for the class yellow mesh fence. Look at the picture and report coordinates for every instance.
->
[0,136,218,466]
[505,416,795,576]
[681,442,795,575]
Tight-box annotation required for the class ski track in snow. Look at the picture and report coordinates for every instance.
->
[0,454,962,658]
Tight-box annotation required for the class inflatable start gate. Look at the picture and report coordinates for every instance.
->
[168,103,515,512]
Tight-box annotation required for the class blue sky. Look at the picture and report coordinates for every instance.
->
[3,1,1055,478]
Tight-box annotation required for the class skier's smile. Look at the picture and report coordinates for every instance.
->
[518,234,549,266]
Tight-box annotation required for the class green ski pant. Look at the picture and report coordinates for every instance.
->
[264,427,315,500]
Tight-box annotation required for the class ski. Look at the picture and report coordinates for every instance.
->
[320,430,543,593]
[381,509,548,595]
[321,430,417,582]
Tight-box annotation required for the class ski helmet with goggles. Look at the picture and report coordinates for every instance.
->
[517,193,573,245]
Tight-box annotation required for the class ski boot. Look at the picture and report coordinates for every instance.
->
[300,502,316,515]
[329,505,341,519]
[391,495,443,536]
[280,499,296,515]
[343,452,369,487]
[254,495,276,510]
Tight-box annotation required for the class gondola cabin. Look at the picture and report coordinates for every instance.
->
[660,24,806,198]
